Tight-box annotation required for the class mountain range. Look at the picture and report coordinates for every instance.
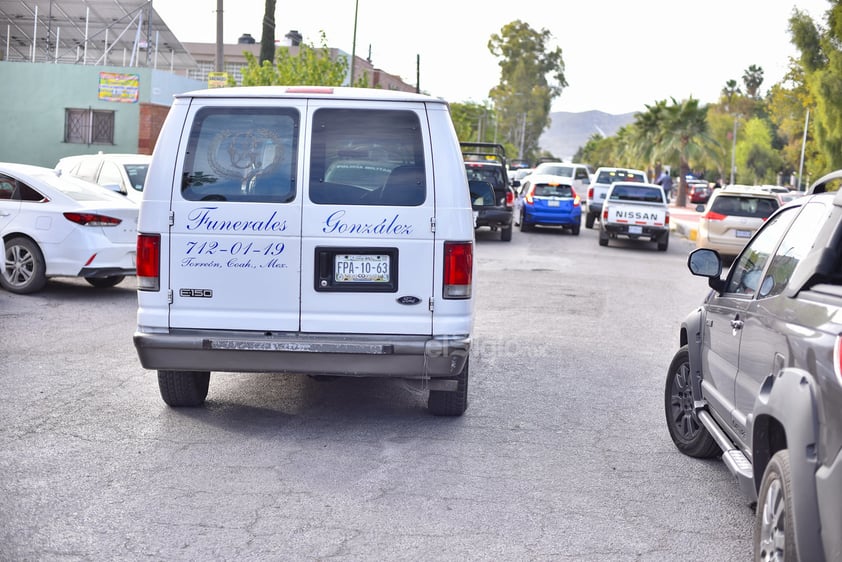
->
[539,110,637,162]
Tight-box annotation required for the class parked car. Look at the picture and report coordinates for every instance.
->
[462,142,516,242]
[664,187,842,560]
[56,152,150,203]
[695,186,780,257]
[0,162,138,294]
[517,174,582,234]
[687,179,712,204]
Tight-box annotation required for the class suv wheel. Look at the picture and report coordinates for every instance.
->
[158,370,210,407]
[428,359,469,416]
[754,450,796,561]
[664,346,720,458]
[501,224,513,242]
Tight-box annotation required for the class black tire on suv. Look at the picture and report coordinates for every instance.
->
[664,346,721,458]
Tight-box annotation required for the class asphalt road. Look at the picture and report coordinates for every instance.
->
[0,221,754,561]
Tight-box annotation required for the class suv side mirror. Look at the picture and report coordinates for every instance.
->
[687,248,726,293]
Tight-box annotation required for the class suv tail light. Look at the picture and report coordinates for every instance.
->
[137,233,161,291]
[506,191,514,207]
[834,335,842,386]
[702,211,727,221]
[443,241,472,299]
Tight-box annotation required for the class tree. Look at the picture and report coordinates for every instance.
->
[722,79,742,111]
[259,0,277,65]
[736,117,784,184]
[742,64,765,98]
[240,31,348,87]
[652,98,720,206]
[789,5,842,171]
[487,21,567,163]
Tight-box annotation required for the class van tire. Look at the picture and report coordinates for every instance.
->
[158,370,210,407]
[501,224,513,241]
[428,359,469,416]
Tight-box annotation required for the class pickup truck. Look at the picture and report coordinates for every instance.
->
[597,181,669,251]
[664,175,842,561]
[584,166,647,228]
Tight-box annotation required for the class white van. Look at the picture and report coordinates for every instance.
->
[133,86,475,416]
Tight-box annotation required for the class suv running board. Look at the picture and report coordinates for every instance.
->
[697,410,756,498]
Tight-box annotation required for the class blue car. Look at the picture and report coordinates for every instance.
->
[518,174,582,234]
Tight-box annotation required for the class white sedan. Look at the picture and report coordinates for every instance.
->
[0,162,138,294]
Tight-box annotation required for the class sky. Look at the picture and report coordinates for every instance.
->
[154,0,832,115]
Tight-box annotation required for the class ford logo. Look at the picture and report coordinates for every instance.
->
[397,296,421,305]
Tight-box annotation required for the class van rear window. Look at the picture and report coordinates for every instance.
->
[181,107,299,203]
[309,109,426,206]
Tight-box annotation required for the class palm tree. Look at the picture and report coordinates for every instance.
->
[742,65,764,99]
[656,98,721,206]
[627,99,668,179]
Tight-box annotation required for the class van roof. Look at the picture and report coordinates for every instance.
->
[176,86,445,105]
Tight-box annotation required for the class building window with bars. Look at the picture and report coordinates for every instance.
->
[64,109,115,145]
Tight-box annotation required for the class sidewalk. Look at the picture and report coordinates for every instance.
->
[668,199,701,241]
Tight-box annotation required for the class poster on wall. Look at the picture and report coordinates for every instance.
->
[98,72,139,103]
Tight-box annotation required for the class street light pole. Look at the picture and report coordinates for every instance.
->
[730,116,738,185]
[350,0,359,85]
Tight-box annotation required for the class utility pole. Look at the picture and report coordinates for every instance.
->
[215,0,223,72]
[729,117,738,185]
[350,0,359,85]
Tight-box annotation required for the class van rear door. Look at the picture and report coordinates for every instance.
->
[167,100,305,332]
[299,100,435,335]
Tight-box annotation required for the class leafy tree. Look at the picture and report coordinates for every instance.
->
[789,4,842,171]
[259,0,277,64]
[736,117,784,184]
[722,79,742,110]
[240,31,348,87]
[742,64,765,98]
[487,21,567,163]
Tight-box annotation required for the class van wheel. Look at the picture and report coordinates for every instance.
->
[1,237,47,294]
[501,224,513,241]
[86,276,126,288]
[754,450,795,562]
[428,359,469,416]
[157,370,210,407]
[585,213,596,229]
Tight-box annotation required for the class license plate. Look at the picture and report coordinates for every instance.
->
[735,230,752,238]
[548,200,560,207]
[628,225,642,234]
[335,254,390,283]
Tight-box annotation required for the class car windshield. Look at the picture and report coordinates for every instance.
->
[534,183,573,197]
[711,195,778,218]
[609,185,662,202]
[534,164,574,177]
[597,170,646,184]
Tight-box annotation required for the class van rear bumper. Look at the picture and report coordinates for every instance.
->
[134,330,470,379]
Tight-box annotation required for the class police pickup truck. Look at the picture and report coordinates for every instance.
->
[597,181,669,251]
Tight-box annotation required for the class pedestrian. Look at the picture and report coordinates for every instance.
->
[656,171,673,203]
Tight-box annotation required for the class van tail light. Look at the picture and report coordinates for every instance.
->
[506,191,514,207]
[834,335,842,386]
[137,233,161,291]
[443,241,472,299]
[702,211,727,221]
